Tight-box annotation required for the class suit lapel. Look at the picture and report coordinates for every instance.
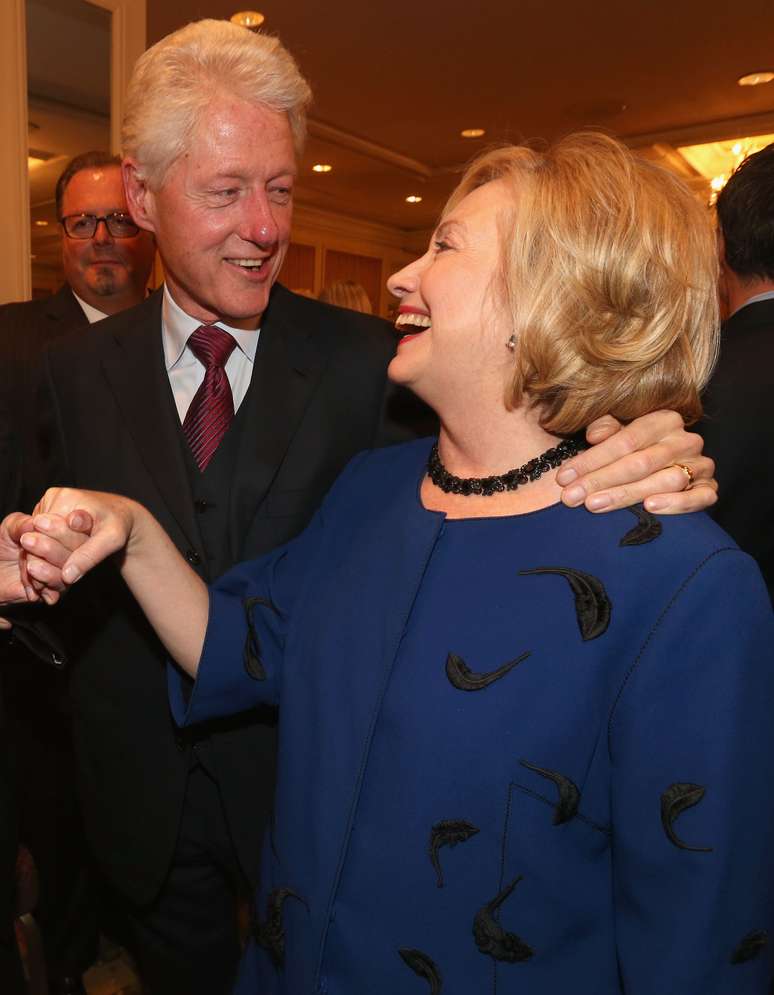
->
[99,292,200,550]
[45,285,88,328]
[229,285,331,560]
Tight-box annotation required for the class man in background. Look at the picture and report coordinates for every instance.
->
[0,150,156,426]
[0,151,155,995]
[700,144,774,599]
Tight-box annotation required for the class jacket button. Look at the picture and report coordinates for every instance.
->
[174,734,186,752]
[194,499,209,513]
[185,549,202,566]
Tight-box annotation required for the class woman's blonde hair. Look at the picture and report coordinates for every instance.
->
[123,19,311,190]
[444,133,719,432]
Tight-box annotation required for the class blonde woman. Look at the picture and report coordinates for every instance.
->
[15,135,774,994]
[318,280,373,314]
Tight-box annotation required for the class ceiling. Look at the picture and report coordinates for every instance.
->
[26,0,774,270]
[148,0,774,229]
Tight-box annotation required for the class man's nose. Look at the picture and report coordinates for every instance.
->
[92,218,114,244]
[241,195,279,246]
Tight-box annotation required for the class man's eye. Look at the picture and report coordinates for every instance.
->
[433,239,452,252]
[269,187,292,204]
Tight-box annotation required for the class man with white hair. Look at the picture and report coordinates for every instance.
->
[2,18,716,994]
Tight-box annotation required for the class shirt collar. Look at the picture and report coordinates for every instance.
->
[71,291,109,324]
[732,290,774,316]
[161,284,261,371]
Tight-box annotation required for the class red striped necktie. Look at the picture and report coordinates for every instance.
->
[182,324,237,472]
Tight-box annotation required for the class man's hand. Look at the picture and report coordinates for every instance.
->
[0,510,86,629]
[557,410,717,514]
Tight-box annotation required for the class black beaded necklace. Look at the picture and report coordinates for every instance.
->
[427,437,586,497]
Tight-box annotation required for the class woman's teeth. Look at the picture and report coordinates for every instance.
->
[395,312,431,330]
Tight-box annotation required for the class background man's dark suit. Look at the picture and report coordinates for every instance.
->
[0,284,98,990]
[698,297,774,600]
[0,285,87,424]
[29,282,412,990]
[0,393,26,994]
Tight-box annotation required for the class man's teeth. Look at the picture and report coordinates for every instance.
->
[229,258,264,269]
[395,312,431,330]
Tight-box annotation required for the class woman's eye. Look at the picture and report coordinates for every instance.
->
[433,239,452,253]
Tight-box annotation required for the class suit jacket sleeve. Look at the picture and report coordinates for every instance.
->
[610,548,774,992]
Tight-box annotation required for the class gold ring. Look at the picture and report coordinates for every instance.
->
[672,462,694,490]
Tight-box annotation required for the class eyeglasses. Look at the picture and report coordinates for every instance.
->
[61,213,140,239]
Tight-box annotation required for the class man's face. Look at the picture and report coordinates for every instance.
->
[133,97,296,331]
[60,166,155,311]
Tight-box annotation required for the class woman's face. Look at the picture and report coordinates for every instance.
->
[386,179,513,410]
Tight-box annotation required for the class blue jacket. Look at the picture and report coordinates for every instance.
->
[171,439,774,995]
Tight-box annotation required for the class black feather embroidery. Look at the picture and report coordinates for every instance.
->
[660,783,713,852]
[254,887,304,967]
[445,651,530,692]
[473,876,534,963]
[731,929,769,964]
[519,760,580,825]
[429,819,480,887]
[398,948,443,993]
[619,506,662,547]
[518,566,611,640]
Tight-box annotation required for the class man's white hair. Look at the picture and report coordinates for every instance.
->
[122,19,312,188]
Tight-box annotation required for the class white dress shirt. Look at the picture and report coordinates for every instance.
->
[733,289,774,316]
[161,285,261,423]
[72,291,109,324]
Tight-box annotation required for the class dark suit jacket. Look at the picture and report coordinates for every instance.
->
[0,286,88,981]
[698,297,774,600]
[30,283,408,905]
[0,285,89,506]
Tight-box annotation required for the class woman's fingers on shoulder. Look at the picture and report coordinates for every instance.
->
[558,412,713,510]
[643,478,719,515]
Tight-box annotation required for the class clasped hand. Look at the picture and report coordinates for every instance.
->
[0,489,136,628]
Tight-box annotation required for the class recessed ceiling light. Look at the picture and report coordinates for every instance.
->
[460,128,485,138]
[34,220,48,227]
[405,195,422,204]
[738,71,774,87]
[312,163,332,173]
[230,10,265,29]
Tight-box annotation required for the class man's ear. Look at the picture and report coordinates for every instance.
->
[716,230,727,267]
[716,229,731,317]
[122,158,157,235]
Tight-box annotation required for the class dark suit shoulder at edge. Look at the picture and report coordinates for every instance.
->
[44,290,163,363]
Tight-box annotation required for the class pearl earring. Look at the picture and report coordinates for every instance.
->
[506,335,517,352]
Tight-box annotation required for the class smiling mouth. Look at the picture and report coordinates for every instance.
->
[394,311,431,337]
[225,257,266,272]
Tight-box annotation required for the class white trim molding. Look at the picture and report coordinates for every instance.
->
[0,0,31,303]
[86,0,147,154]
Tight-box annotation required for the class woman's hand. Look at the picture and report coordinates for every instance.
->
[557,410,717,514]
[20,488,140,588]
